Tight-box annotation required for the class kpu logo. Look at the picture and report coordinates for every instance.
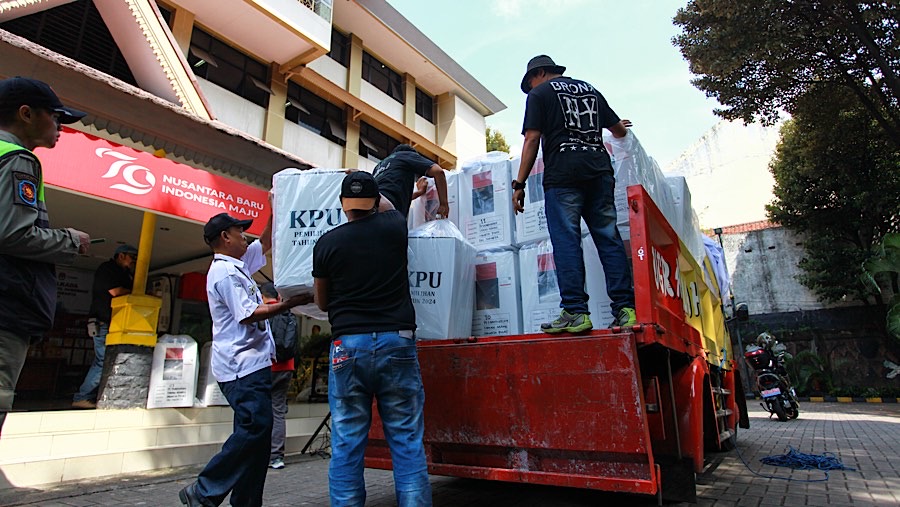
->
[96,148,156,195]
[409,271,442,289]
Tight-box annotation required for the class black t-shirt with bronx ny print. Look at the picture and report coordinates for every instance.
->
[521,76,620,188]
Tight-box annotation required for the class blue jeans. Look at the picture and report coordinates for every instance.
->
[74,322,108,402]
[196,366,273,507]
[328,332,431,507]
[544,173,635,316]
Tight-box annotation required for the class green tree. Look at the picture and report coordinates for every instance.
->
[486,126,510,153]
[766,85,900,304]
[673,1,900,147]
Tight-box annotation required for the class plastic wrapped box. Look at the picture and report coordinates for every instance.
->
[458,152,515,250]
[272,168,346,297]
[472,248,522,336]
[407,220,476,339]
[147,334,198,409]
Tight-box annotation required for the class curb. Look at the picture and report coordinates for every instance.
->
[747,396,898,403]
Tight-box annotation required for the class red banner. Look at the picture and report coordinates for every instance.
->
[36,128,269,235]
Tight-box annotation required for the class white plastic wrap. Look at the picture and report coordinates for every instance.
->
[512,156,550,245]
[519,237,615,334]
[518,239,561,334]
[147,334,198,409]
[666,176,706,265]
[195,341,227,407]
[603,131,676,241]
[407,169,459,230]
[703,235,731,303]
[272,168,346,297]
[458,152,515,249]
[472,248,522,336]
[582,235,615,328]
[407,220,476,339]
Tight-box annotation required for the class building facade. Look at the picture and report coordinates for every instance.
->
[0,0,503,488]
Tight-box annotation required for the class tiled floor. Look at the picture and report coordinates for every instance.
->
[1,402,897,506]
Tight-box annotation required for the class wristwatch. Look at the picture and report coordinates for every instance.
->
[511,179,526,190]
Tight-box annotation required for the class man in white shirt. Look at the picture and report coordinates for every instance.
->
[179,212,310,507]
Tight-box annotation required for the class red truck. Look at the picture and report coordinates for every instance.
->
[365,185,749,503]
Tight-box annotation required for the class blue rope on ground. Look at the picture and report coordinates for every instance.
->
[733,444,856,482]
[760,446,856,473]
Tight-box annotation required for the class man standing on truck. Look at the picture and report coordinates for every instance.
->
[512,55,636,333]
[0,77,91,436]
[313,171,431,506]
[373,144,448,220]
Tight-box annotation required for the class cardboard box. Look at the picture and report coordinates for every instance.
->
[195,341,228,407]
[147,334,198,409]
[472,248,522,336]
[408,221,476,339]
[518,237,614,334]
[459,152,515,250]
[272,169,346,297]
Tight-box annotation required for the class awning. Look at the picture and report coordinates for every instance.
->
[40,128,269,236]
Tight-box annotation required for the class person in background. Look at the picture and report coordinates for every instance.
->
[259,282,298,471]
[72,244,137,409]
[373,144,448,220]
[0,76,90,435]
[313,172,431,506]
[512,55,637,333]
[178,212,311,507]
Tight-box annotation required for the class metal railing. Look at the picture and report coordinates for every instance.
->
[298,0,333,23]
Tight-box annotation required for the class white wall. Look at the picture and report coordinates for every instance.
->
[197,78,266,139]
[452,95,487,164]
[723,227,857,314]
[282,122,343,168]
[357,157,377,173]
[307,57,348,90]
[360,81,403,123]
[414,115,436,142]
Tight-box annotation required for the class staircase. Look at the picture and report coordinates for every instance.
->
[0,403,329,489]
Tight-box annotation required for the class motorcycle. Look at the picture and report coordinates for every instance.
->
[743,332,799,421]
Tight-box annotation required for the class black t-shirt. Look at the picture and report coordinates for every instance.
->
[312,210,416,338]
[372,151,434,217]
[521,76,620,188]
[89,259,134,322]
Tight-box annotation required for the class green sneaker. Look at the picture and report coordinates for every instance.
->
[541,310,593,334]
[610,307,637,328]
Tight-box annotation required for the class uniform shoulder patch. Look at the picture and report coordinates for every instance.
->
[12,171,39,208]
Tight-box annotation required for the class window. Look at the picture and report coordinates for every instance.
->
[327,28,350,67]
[415,87,435,123]
[359,122,400,162]
[362,52,404,104]
[156,3,172,26]
[188,27,270,108]
[0,0,136,86]
[286,82,346,146]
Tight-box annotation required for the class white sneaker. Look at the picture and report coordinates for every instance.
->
[268,457,285,469]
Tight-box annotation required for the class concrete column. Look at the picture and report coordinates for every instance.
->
[435,92,457,155]
[343,106,360,169]
[263,64,288,148]
[169,6,195,56]
[347,33,363,97]
[403,73,416,130]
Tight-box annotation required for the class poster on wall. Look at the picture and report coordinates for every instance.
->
[56,266,93,315]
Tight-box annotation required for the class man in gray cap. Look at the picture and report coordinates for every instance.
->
[72,244,138,409]
[0,76,91,434]
[512,55,636,333]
